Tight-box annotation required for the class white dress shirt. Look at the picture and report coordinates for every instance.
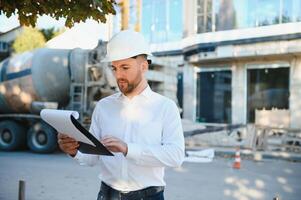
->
[74,85,185,192]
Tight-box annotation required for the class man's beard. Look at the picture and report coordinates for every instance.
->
[117,76,142,95]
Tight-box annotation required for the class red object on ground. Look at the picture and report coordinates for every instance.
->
[233,148,241,169]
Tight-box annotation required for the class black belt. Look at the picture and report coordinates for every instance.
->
[100,182,164,199]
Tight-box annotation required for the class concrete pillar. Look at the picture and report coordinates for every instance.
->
[183,63,196,121]
[290,57,301,129]
[183,0,196,37]
[231,62,247,124]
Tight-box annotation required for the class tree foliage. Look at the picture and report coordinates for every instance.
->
[12,27,46,53]
[0,0,116,28]
[40,27,65,41]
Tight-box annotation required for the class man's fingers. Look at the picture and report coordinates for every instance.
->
[59,142,79,151]
[101,137,111,143]
[59,140,78,146]
[101,135,113,140]
[57,133,79,156]
[103,141,118,147]
[58,133,70,139]
[64,143,79,150]
[58,133,76,141]
[59,138,77,144]
[102,139,120,149]
[101,137,119,144]
[58,135,77,145]
[100,136,127,154]
[102,141,120,148]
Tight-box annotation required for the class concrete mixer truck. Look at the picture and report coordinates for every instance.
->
[0,43,117,153]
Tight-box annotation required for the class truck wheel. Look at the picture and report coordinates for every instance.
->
[0,120,26,151]
[27,122,57,153]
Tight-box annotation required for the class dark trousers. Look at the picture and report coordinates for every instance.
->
[97,182,164,200]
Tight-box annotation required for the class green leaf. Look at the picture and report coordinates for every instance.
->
[0,0,116,27]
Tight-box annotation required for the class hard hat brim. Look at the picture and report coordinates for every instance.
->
[101,53,153,63]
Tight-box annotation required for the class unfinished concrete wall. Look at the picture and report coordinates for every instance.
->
[183,0,196,37]
[147,56,183,104]
[231,62,247,124]
[290,57,301,129]
[161,66,178,103]
[183,63,196,121]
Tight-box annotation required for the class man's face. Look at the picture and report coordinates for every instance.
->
[111,56,147,95]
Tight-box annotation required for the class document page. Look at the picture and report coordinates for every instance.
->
[40,109,95,146]
[41,109,113,155]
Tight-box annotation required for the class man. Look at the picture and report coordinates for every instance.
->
[58,30,185,200]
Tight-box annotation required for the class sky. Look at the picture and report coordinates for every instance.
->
[0,13,111,49]
[0,14,66,32]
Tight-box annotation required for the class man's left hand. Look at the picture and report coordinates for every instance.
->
[101,136,128,156]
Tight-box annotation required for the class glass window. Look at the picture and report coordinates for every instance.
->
[283,0,294,23]
[141,0,183,43]
[197,0,213,33]
[232,0,257,28]
[113,5,122,34]
[282,0,301,23]
[206,1,213,31]
[215,0,235,31]
[141,0,152,42]
[247,67,289,123]
[256,0,280,26]
[214,0,299,31]
[129,0,138,30]
[215,0,257,30]
[168,0,183,41]
[153,0,167,43]
[196,70,232,123]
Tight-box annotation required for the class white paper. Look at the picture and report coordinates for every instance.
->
[184,149,215,163]
[184,156,213,163]
[40,109,95,146]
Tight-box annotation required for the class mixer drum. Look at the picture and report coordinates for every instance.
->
[0,48,86,113]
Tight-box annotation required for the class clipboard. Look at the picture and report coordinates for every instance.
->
[40,109,113,156]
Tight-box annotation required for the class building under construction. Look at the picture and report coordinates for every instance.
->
[113,0,301,129]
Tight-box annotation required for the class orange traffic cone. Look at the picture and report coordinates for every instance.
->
[233,148,241,169]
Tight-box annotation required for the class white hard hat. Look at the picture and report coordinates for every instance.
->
[102,30,152,62]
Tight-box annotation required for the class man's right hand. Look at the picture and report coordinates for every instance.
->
[57,133,79,157]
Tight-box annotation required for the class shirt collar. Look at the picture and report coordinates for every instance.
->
[140,85,152,99]
[117,85,152,100]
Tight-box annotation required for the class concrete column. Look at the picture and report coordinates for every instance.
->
[231,62,247,124]
[183,63,196,121]
[160,57,182,104]
[183,0,196,37]
[290,57,301,129]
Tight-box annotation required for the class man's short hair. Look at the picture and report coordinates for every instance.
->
[132,54,152,65]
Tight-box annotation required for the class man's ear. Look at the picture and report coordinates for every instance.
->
[141,60,148,73]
